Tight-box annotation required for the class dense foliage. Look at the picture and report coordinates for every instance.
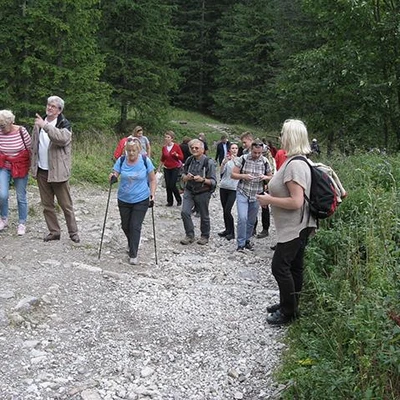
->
[0,1,399,150]
[280,153,400,399]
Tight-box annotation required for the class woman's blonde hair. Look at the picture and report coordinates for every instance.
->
[0,110,15,126]
[280,119,311,156]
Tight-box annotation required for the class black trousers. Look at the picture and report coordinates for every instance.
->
[164,167,182,205]
[118,198,149,258]
[254,205,270,233]
[271,227,312,317]
[219,188,236,235]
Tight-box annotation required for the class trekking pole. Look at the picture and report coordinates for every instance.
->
[150,200,158,265]
[98,177,116,259]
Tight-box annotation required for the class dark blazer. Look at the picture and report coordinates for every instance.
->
[215,141,230,165]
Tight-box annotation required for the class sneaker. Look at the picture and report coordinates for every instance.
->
[245,240,254,251]
[236,246,246,253]
[129,257,138,265]
[218,230,228,237]
[17,224,26,236]
[256,230,269,239]
[197,237,209,245]
[180,236,195,245]
[0,218,8,231]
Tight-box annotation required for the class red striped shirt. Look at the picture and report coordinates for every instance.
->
[0,126,31,157]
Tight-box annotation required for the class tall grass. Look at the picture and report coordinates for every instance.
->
[280,153,400,400]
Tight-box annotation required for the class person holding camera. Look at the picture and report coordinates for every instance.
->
[180,139,216,246]
[231,141,272,252]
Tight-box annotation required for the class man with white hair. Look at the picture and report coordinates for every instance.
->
[30,96,80,243]
[180,139,216,245]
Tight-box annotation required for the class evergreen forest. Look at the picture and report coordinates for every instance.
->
[1,0,400,152]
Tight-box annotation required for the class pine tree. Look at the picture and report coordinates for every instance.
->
[99,0,179,131]
[212,0,279,125]
[0,0,110,131]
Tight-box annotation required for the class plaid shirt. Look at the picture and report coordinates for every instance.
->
[234,154,271,201]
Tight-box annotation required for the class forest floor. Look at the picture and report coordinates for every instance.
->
[0,181,287,400]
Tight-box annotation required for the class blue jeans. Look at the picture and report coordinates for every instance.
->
[236,190,259,247]
[0,168,28,224]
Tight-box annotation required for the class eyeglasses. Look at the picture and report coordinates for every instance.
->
[190,146,200,150]
[47,104,59,109]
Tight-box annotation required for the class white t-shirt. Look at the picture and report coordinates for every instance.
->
[268,156,317,243]
[38,118,57,170]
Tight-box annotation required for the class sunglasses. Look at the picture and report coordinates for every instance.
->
[252,142,264,148]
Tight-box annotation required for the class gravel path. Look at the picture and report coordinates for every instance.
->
[0,181,287,400]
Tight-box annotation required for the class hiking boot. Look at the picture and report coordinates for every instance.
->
[129,257,138,265]
[17,224,26,236]
[44,233,61,242]
[197,237,209,245]
[267,303,281,314]
[0,218,8,231]
[180,236,195,245]
[245,240,254,251]
[267,309,295,325]
[256,230,269,239]
[70,234,80,243]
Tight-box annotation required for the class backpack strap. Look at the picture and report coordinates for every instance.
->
[285,156,310,223]
[240,154,270,175]
[19,127,29,151]
[119,154,148,170]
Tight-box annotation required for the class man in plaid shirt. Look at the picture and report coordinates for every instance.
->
[231,141,272,252]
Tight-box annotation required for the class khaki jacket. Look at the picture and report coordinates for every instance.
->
[30,114,72,182]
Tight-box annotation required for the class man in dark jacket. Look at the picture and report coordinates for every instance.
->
[215,134,230,165]
[30,96,80,243]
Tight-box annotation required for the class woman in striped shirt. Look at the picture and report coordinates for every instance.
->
[0,110,32,235]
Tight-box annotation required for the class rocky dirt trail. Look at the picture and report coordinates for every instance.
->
[0,181,287,400]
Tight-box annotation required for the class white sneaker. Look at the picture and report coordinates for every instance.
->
[0,218,8,231]
[17,224,26,236]
[129,257,138,265]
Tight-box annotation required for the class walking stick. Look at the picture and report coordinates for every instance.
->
[98,180,114,260]
[150,202,158,265]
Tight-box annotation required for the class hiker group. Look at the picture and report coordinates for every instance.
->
[0,98,346,325]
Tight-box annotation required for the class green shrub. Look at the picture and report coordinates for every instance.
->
[279,153,400,400]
